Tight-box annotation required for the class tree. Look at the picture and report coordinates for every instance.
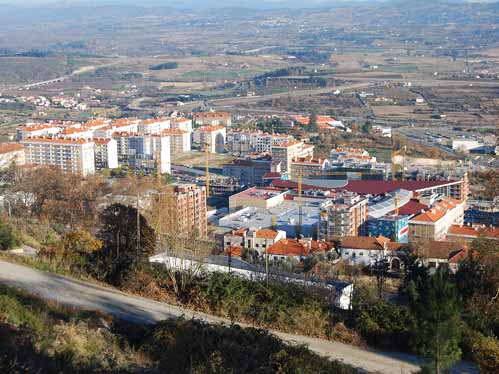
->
[308,110,318,132]
[56,230,102,274]
[409,270,462,374]
[455,238,499,336]
[97,203,156,285]
[0,219,20,250]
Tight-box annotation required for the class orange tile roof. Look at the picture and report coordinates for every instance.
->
[21,123,58,132]
[413,241,468,260]
[267,239,332,257]
[93,138,113,145]
[340,236,402,251]
[230,228,248,237]
[61,127,91,135]
[272,140,301,148]
[197,125,225,132]
[224,246,243,258]
[268,239,309,256]
[448,225,479,237]
[0,143,24,154]
[411,207,447,223]
[22,137,93,145]
[255,229,279,239]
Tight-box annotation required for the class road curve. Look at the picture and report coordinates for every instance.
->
[0,260,477,374]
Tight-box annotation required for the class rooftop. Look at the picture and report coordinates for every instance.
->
[21,137,94,145]
[267,239,331,257]
[413,241,468,261]
[341,236,403,251]
[231,187,285,201]
[0,143,24,154]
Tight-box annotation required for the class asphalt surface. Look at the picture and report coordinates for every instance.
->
[0,260,478,374]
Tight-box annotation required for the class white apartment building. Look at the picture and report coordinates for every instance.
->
[138,118,171,134]
[193,125,226,153]
[170,117,193,133]
[17,123,61,141]
[124,134,171,174]
[94,119,140,138]
[271,141,314,173]
[93,138,119,169]
[0,143,25,170]
[161,129,191,155]
[21,138,95,176]
[194,112,232,127]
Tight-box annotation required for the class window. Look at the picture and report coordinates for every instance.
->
[359,252,364,256]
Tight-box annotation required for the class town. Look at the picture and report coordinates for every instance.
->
[0,1,498,373]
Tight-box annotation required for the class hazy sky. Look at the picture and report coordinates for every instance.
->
[3,0,373,6]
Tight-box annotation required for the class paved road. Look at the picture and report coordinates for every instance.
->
[0,260,477,374]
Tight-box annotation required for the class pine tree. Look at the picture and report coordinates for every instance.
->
[409,269,462,374]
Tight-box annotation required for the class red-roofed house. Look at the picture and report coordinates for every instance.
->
[267,238,333,261]
[412,241,469,273]
[223,228,286,256]
[339,236,404,267]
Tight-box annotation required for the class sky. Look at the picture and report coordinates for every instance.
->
[2,0,380,7]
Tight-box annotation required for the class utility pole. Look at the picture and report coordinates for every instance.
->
[265,245,269,288]
[205,142,210,197]
[136,192,141,258]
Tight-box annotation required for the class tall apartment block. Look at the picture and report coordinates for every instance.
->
[165,184,208,237]
[93,138,119,169]
[21,138,96,176]
[271,141,314,173]
[319,192,369,239]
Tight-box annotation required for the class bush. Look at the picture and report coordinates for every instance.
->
[145,318,356,374]
[472,335,499,374]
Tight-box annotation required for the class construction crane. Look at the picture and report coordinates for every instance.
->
[394,192,400,216]
[297,171,303,238]
[205,142,210,197]
[391,136,407,181]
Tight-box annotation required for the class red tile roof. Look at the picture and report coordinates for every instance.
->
[0,143,24,154]
[390,200,428,216]
[412,241,468,261]
[340,236,403,251]
[267,239,331,257]
[262,172,282,179]
[225,246,243,258]
[255,229,279,239]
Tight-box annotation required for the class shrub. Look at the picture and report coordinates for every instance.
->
[472,335,499,374]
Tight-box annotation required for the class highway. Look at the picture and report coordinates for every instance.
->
[0,260,478,374]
